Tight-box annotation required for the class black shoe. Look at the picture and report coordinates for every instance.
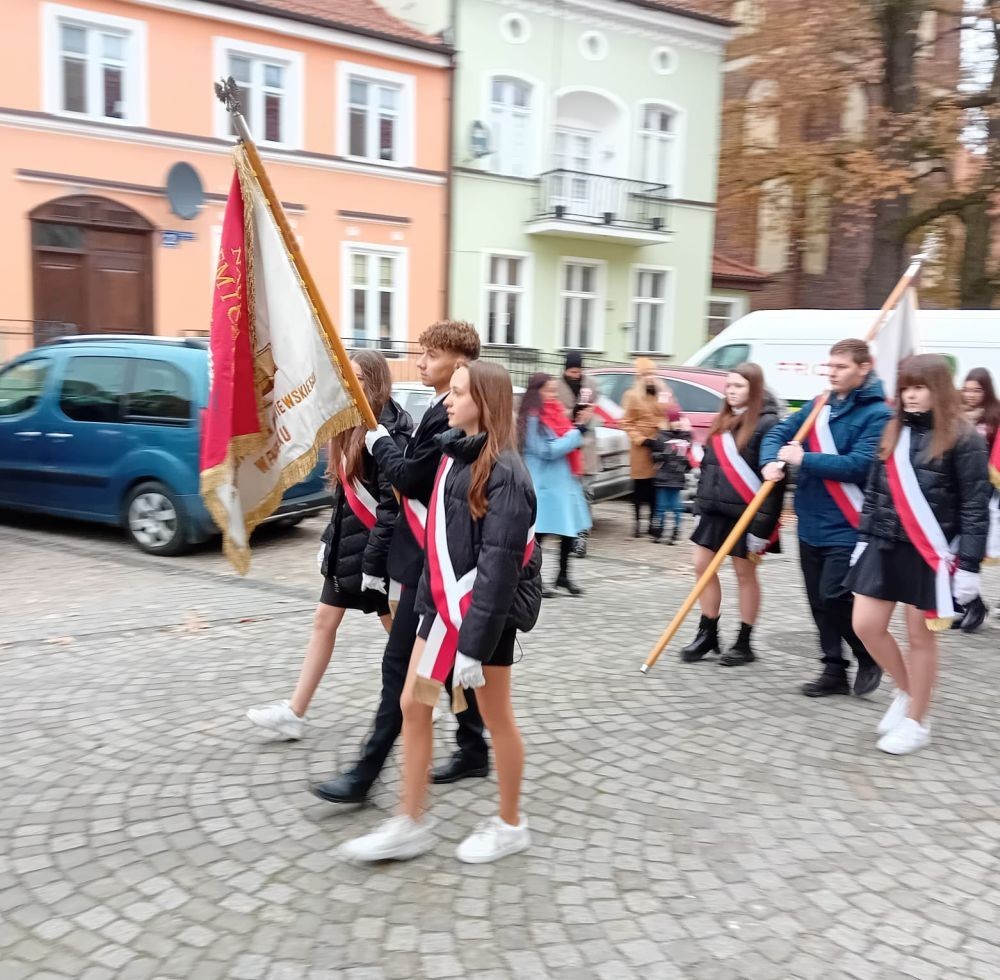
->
[853,661,883,697]
[720,623,756,666]
[801,672,850,697]
[650,522,663,542]
[431,753,489,785]
[670,526,680,546]
[542,584,557,598]
[959,595,988,633]
[950,601,966,629]
[633,520,642,538]
[309,771,371,804]
[573,535,588,559]
[555,574,584,596]
[680,615,720,663]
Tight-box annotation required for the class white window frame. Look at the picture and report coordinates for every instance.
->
[479,250,533,347]
[636,99,685,197]
[630,264,675,355]
[707,294,747,337]
[42,3,148,125]
[337,61,415,167]
[557,257,606,353]
[482,71,541,178]
[212,37,303,149]
[340,242,408,349]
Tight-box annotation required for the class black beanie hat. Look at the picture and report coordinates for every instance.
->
[565,350,583,370]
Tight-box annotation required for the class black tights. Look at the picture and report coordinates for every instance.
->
[539,534,574,577]
[633,478,654,526]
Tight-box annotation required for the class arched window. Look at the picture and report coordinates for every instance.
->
[637,102,682,194]
[841,83,867,142]
[488,75,534,177]
[744,80,778,153]
[756,178,792,274]
[803,179,832,276]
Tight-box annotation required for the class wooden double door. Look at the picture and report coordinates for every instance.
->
[31,195,153,339]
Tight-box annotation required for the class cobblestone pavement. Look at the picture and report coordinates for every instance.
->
[2,503,1000,980]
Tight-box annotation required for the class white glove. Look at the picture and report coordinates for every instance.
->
[746,533,769,555]
[361,573,387,595]
[953,569,981,605]
[364,425,390,453]
[453,651,485,690]
[316,541,326,573]
[850,541,868,567]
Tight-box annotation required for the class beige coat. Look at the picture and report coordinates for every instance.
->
[621,387,667,479]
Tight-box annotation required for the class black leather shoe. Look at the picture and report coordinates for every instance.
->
[801,672,850,697]
[309,771,371,804]
[555,574,584,596]
[680,615,720,663]
[542,584,557,599]
[960,595,988,633]
[853,661,883,697]
[431,753,489,785]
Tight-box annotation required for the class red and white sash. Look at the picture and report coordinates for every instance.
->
[712,432,778,558]
[884,426,956,629]
[339,466,377,531]
[401,496,427,546]
[806,404,864,529]
[414,457,536,711]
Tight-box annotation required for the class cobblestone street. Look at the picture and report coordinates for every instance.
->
[2,503,1000,980]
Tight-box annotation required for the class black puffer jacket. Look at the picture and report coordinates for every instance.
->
[694,397,784,540]
[651,432,691,489]
[858,413,990,572]
[320,399,413,592]
[415,429,543,662]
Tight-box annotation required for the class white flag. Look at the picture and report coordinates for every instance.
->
[872,286,918,399]
[201,146,364,574]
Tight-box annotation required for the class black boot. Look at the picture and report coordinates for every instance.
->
[960,595,988,633]
[555,573,584,596]
[650,519,663,542]
[680,615,720,663]
[633,519,642,538]
[670,524,681,546]
[720,622,756,666]
[801,670,850,698]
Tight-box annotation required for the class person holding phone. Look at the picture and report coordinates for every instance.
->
[559,351,598,556]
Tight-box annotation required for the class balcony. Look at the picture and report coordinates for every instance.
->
[526,170,672,246]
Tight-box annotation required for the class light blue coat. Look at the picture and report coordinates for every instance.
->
[523,416,592,537]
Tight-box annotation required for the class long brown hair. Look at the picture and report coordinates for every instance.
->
[462,361,516,519]
[964,367,1000,441]
[880,354,965,461]
[329,349,392,484]
[707,362,765,450]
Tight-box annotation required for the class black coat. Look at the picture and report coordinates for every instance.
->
[651,433,691,489]
[320,399,413,592]
[372,396,451,588]
[415,429,543,663]
[858,414,990,573]
[693,400,784,540]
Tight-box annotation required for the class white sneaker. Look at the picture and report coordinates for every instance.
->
[876,691,911,736]
[877,717,930,755]
[246,700,305,740]
[456,816,531,864]
[339,815,436,862]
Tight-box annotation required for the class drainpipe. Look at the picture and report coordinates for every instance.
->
[442,0,458,320]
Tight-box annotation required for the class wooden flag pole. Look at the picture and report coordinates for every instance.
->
[215,79,378,431]
[639,253,927,674]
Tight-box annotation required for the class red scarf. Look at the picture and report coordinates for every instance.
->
[538,400,583,476]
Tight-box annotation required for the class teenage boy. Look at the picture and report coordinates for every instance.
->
[311,321,489,803]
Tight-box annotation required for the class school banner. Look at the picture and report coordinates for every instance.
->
[871,285,918,399]
[200,146,363,574]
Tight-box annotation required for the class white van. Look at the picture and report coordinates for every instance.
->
[685,309,1000,406]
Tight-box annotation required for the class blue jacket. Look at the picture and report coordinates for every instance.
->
[760,373,891,548]
[522,416,592,538]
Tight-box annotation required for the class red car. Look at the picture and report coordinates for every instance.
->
[588,366,727,445]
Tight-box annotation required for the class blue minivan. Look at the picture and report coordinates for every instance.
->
[0,335,330,555]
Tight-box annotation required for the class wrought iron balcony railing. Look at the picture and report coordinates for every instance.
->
[531,170,671,232]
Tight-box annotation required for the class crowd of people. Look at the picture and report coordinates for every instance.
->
[244,321,998,868]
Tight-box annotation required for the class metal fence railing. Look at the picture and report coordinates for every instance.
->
[1,319,77,362]
[532,170,671,232]
[342,338,628,387]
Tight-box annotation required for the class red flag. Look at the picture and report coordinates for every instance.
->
[201,174,263,475]
[990,433,1000,489]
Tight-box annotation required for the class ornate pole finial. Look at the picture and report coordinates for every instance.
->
[214,77,243,115]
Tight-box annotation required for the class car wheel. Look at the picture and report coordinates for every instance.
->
[124,481,189,556]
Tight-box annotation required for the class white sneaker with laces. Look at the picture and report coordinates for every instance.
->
[877,717,930,755]
[876,691,911,736]
[246,700,305,740]
[339,815,436,862]
[456,816,531,864]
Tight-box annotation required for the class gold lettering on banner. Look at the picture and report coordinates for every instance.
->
[250,373,320,474]
[215,246,244,337]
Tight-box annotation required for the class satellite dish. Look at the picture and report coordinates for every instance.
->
[166,162,204,220]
